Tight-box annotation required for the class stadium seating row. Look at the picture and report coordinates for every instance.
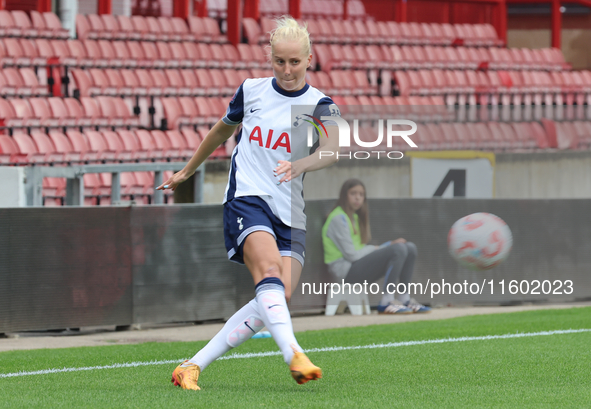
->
[0,128,214,166]
[393,69,591,106]
[355,120,590,151]
[77,14,226,44]
[244,17,502,47]
[0,10,68,39]
[2,117,587,207]
[0,96,140,130]
[0,94,234,132]
[68,68,374,99]
[0,127,229,206]
[0,67,47,97]
[70,68,250,98]
[27,39,267,70]
[300,0,367,20]
[313,44,568,72]
[160,95,448,130]
[207,0,367,20]
[3,119,588,172]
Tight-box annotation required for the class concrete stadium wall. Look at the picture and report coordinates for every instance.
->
[202,151,591,204]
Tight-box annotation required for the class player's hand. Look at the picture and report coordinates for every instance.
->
[274,160,301,184]
[156,169,193,191]
[391,238,407,244]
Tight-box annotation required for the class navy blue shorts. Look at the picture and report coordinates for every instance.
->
[223,196,306,266]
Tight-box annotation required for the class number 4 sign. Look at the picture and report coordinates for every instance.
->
[407,151,496,198]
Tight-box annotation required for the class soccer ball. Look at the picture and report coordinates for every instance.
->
[448,212,513,270]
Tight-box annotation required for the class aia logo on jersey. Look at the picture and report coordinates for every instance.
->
[249,126,291,153]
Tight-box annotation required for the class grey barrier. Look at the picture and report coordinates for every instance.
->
[1,199,590,333]
[23,163,204,206]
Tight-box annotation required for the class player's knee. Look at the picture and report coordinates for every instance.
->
[262,262,283,279]
[405,242,418,258]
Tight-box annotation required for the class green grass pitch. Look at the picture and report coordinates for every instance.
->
[1,307,590,408]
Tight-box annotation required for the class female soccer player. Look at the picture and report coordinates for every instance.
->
[159,16,340,390]
[322,179,431,314]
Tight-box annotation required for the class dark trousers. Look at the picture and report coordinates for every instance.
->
[344,242,417,288]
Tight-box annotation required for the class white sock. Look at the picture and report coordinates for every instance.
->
[255,277,302,365]
[188,299,264,370]
[398,292,410,304]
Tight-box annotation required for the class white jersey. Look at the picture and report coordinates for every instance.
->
[222,77,339,230]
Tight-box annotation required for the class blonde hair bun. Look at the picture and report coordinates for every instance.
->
[269,15,311,56]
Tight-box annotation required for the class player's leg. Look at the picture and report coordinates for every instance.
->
[278,254,322,383]
[172,300,264,390]
[243,231,321,384]
[173,250,305,390]
[186,299,264,365]
[243,231,300,362]
[281,256,301,303]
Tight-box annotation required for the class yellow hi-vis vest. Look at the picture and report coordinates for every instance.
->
[322,206,363,264]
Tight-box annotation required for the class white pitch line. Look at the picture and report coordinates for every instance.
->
[1,328,589,379]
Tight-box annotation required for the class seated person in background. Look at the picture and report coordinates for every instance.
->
[322,178,431,314]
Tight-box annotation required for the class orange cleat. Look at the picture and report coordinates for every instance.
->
[171,360,201,391]
[289,347,322,385]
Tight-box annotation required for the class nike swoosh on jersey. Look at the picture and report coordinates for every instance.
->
[250,108,261,113]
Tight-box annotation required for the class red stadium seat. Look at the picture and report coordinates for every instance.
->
[88,14,112,40]
[187,16,206,42]
[165,69,190,96]
[171,17,196,42]
[117,130,149,161]
[135,129,162,159]
[101,14,126,41]
[80,97,109,128]
[131,16,156,42]
[75,14,95,40]
[42,12,70,39]
[117,15,141,41]
[47,97,77,128]
[181,128,202,151]
[158,16,180,42]
[84,130,117,162]
[10,99,41,128]
[149,130,177,158]
[46,130,82,163]
[12,10,37,38]
[146,16,168,42]
[29,97,60,128]
[161,97,183,129]
[0,10,20,38]
[179,70,205,96]
[12,132,51,164]
[63,98,92,127]
[101,130,131,161]
[176,96,203,127]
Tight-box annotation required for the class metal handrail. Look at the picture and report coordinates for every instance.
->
[24,162,204,206]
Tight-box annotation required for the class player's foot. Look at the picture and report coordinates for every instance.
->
[289,346,322,385]
[404,298,432,313]
[171,360,201,390]
[377,302,413,314]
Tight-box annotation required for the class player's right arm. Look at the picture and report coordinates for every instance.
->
[156,120,238,191]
